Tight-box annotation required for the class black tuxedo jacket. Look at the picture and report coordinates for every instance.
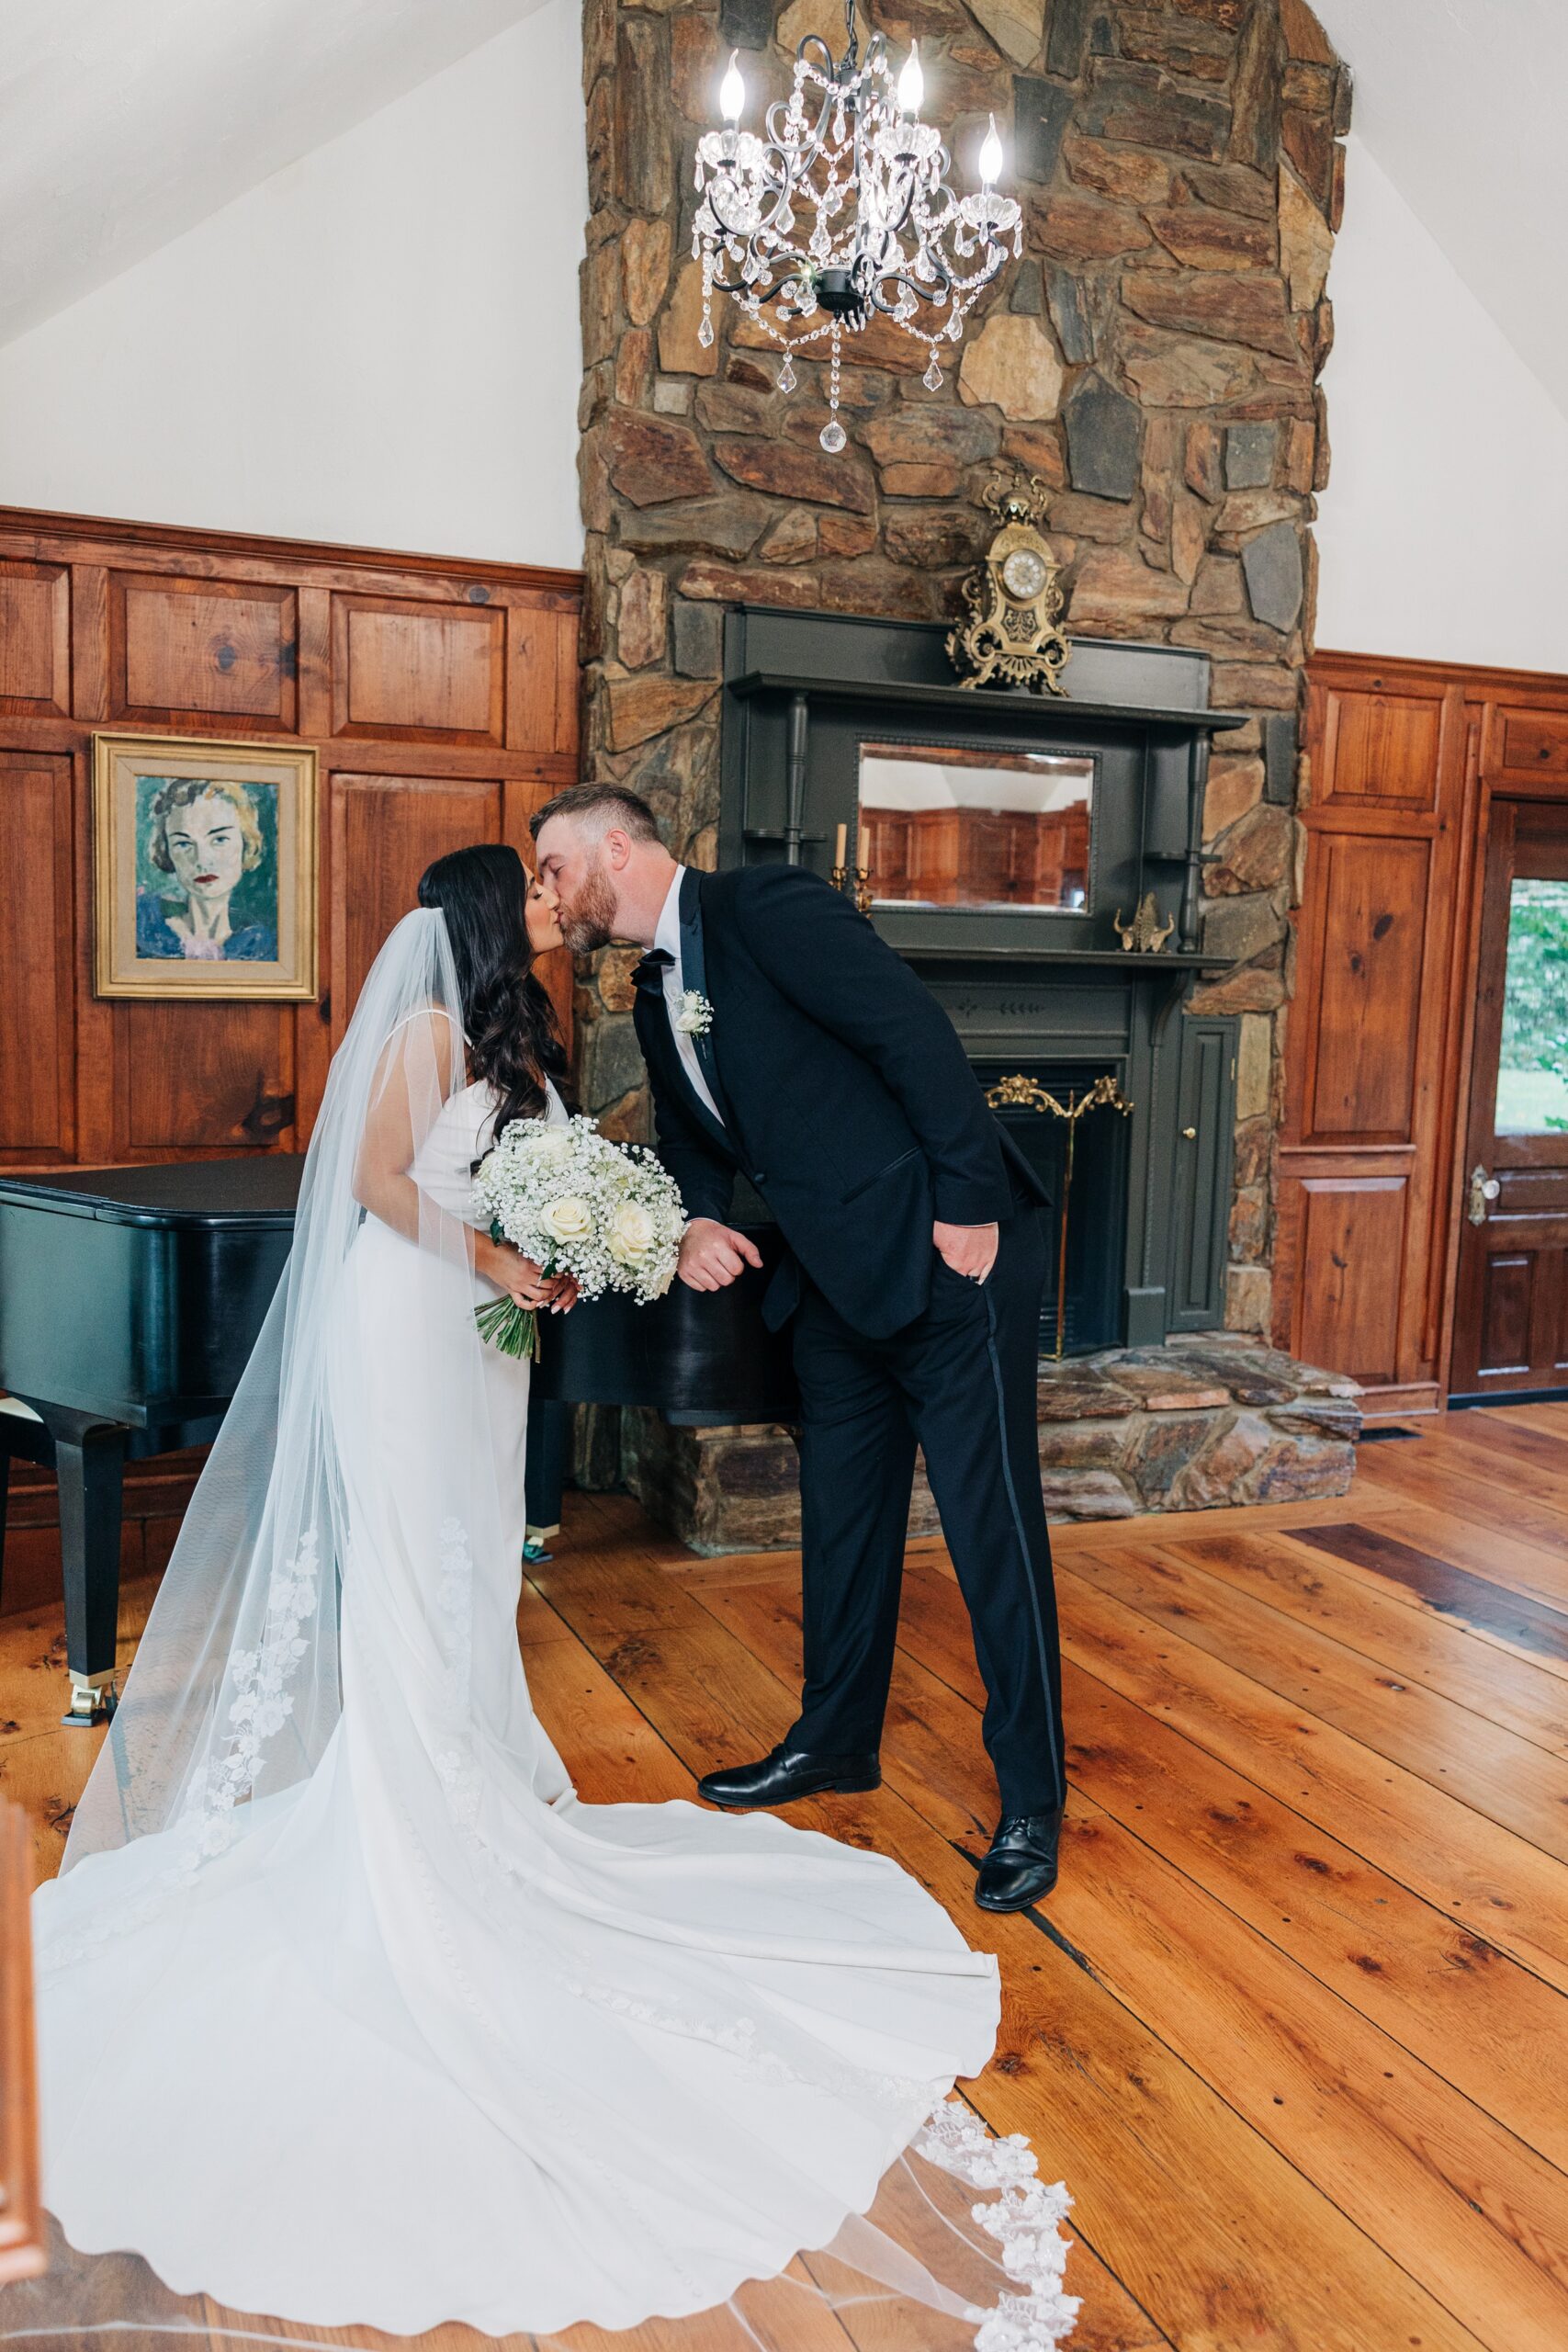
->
[632,865,1048,1340]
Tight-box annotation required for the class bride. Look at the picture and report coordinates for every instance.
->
[26,845,1075,2346]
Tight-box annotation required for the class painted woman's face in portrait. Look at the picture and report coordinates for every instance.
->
[166,792,245,909]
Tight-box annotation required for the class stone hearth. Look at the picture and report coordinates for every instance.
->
[618,1333,1359,1555]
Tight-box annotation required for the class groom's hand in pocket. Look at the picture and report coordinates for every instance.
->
[933,1219,999,1283]
[679,1218,764,1292]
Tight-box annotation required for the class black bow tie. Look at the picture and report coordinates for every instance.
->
[632,948,674,992]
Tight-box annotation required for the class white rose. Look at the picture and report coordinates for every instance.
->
[524,1127,574,1168]
[542,1195,592,1244]
[607,1201,657,1263]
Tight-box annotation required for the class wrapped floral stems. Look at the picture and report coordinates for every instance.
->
[469,1115,687,1359]
[473,1278,545,1362]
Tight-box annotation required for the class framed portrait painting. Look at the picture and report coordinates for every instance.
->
[93,732,318,1001]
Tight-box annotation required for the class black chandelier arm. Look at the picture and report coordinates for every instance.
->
[944,234,1014,289]
[761,76,839,187]
[862,264,940,318]
[782,40,852,154]
[863,166,922,247]
[698,158,795,246]
[792,33,840,79]
[706,254,812,303]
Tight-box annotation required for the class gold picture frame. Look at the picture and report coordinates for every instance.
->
[93,731,318,1001]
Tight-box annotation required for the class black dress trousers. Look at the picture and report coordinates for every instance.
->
[788,1204,1066,1818]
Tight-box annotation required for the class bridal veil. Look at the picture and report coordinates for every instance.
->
[13,908,1077,2352]
[63,907,486,1876]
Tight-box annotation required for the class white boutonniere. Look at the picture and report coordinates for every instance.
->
[674,989,714,1036]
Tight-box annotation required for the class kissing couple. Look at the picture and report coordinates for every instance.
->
[25,803,1077,2347]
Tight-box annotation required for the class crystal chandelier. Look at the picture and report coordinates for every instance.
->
[693,1,1021,453]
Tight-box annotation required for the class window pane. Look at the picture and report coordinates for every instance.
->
[1495,877,1568,1135]
[857,743,1094,912]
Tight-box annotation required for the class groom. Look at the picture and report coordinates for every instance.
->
[532,784,1066,1910]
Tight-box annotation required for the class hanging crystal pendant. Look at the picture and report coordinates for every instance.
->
[692,2,1021,447]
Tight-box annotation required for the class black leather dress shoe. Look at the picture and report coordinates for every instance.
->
[697,1744,881,1811]
[974,1808,1064,1912]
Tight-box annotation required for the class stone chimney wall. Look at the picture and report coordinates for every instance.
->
[576,0,1348,1340]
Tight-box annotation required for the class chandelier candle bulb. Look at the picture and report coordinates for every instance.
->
[897,40,923,117]
[857,821,870,869]
[719,51,745,126]
[834,822,848,868]
[978,116,1003,187]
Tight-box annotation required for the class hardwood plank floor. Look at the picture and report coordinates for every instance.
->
[5,1408,1568,2349]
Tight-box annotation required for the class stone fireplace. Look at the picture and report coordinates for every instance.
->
[610,606,1359,1546]
[720,606,1244,1335]
[571,0,1357,1541]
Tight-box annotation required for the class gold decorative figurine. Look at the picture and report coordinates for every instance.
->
[1112,892,1176,955]
[947,475,1071,695]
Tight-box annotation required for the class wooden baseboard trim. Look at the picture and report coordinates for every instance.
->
[1356,1384,1441,1419]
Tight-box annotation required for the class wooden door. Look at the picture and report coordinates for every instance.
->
[1450,800,1568,1397]
[1277,663,1473,1412]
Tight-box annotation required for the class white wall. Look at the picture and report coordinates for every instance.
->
[0,2,586,571]
[1314,134,1568,673]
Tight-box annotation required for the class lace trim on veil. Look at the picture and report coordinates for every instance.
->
[917,2100,1079,2350]
[37,1525,326,1983]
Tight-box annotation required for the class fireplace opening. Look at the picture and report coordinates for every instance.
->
[978,1060,1131,1356]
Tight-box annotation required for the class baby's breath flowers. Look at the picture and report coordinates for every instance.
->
[470,1115,686,1359]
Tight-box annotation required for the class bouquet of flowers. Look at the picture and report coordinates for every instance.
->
[469,1114,686,1359]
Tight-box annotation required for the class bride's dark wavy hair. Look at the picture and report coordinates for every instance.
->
[416,843,568,1141]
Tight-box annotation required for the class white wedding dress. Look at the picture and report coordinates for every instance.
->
[23,911,1075,2347]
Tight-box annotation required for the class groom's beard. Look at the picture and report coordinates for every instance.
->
[558,865,618,956]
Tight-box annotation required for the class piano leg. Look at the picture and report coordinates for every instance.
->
[30,1407,127,1727]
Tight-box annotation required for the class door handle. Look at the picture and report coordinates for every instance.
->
[1467,1163,1501,1226]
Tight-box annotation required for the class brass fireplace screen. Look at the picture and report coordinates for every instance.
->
[985,1072,1132,1359]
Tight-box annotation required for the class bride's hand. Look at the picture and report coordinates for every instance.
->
[475,1235,570,1311]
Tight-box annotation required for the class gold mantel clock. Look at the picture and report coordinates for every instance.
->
[947,476,1071,695]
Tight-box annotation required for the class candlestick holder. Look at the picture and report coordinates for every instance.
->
[831,861,874,914]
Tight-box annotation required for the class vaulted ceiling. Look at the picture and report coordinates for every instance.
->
[1312,0,1568,416]
[0,0,550,346]
[4,0,1560,427]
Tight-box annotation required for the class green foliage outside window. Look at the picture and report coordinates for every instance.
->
[1496,879,1568,1134]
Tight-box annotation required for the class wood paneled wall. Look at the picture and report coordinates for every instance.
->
[1278,649,1568,1413]
[0,505,581,1610]
[0,506,581,1173]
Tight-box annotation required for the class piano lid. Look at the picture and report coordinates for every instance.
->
[0,1159,304,1230]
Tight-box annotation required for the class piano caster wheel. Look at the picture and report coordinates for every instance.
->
[62,1676,117,1730]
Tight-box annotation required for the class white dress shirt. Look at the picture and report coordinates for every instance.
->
[654,865,725,1127]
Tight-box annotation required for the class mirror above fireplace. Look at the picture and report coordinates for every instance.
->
[858,742,1095,914]
[720,605,1257,1350]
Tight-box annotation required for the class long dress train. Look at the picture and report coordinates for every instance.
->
[21,912,1076,2346]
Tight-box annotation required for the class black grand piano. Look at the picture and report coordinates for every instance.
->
[0,1162,797,1724]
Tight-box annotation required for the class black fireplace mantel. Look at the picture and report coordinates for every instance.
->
[716,605,1249,1349]
[719,606,1247,963]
